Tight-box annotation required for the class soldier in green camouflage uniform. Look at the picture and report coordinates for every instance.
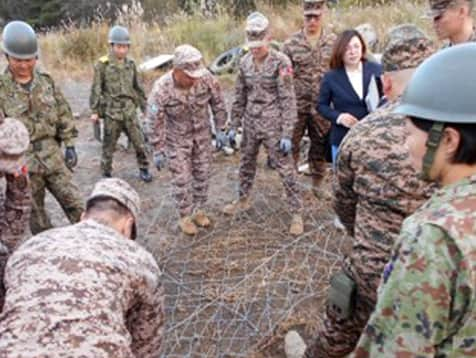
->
[0,21,83,235]
[353,43,476,358]
[427,0,476,46]
[282,0,336,189]
[90,26,152,182]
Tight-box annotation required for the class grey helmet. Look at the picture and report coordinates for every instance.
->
[2,21,38,59]
[108,25,131,45]
[394,43,476,179]
[395,43,476,124]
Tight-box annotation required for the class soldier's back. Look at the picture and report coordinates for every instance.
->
[336,103,435,275]
[0,219,160,358]
[357,175,476,356]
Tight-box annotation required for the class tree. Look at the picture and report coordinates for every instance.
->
[200,0,218,17]
[0,0,131,28]
[232,0,256,19]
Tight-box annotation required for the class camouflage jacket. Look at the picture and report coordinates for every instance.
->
[0,69,77,174]
[230,49,298,139]
[334,101,435,298]
[282,29,336,115]
[0,219,164,357]
[90,55,147,119]
[146,70,227,153]
[0,174,31,311]
[353,174,476,357]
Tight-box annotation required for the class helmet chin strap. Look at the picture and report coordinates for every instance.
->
[421,122,444,181]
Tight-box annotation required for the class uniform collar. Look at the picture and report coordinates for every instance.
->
[108,52,130,66]
[4,67,41,92]
[300,27,328,45]
[430,173,476,202]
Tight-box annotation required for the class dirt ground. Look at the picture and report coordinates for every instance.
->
[39,80,352,357]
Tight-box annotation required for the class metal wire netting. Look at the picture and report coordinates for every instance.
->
[139,153,351,357]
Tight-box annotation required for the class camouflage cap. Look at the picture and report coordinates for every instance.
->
[173,44,207,78]
[382,24,435,72]
[426,0,471,18]
[245,12,270,48]
[303,0,325,16]
[87,178,140,225]
[0,117,30,174]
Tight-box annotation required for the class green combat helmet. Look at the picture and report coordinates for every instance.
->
[2,21,38,59]
[108,25,131,45]
[394,43,476,178]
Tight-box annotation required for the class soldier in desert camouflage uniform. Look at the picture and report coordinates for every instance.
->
[90,25,152,182]
[146,45,227,235]
[353,43,476,358]
[427,0,476,45]
[223,12,304,235]
[285,26,436,358]
[0,177,164,357]
[0,116,30,311]
[0,21,83,235]
[282,0,336,191]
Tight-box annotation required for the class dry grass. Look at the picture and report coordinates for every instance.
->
[38,0,433,80]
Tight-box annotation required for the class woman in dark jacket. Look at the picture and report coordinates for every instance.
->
[318,29,383,164]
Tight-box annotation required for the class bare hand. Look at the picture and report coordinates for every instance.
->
[339,113,359,128]
[90,113,99,122]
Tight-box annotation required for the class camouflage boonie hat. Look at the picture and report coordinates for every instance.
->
[87,178,140,238]
[426,0,470,18]
[245,12,269,48]
[0,117,30,174]
[173,44,207,78]
[303,0,325,16]
[382,24,435,72]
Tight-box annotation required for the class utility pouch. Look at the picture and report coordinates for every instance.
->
[327,271,357,320]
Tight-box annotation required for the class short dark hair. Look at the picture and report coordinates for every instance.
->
[86,196,131,218]
[330,29,367,70]
[410,116,476,165]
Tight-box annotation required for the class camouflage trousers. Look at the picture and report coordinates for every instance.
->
[239,128,301,210]
[292,112,329,187]
[30,167,83,235]
[168,131,212,217]
[305,265,379,357]
[101,114,149,174]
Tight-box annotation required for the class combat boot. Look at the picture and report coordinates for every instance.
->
[284,331,307,358]
[179,216,198,236]
[289,214,304,236]
[223,196,251,216]
[139,168,152,183]
[193,209,211,227]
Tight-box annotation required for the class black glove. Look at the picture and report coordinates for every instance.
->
[65,147,78,169]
